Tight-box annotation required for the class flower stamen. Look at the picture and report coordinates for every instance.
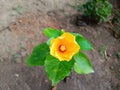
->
[59,45,66,52]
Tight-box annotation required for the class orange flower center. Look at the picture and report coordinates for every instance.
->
[59,45,66,52]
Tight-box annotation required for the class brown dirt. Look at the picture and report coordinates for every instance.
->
[0,0,120,90]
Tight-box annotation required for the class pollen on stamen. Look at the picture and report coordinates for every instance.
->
[59,45,66,52]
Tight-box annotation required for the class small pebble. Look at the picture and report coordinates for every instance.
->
[0,58,4,62]
[15,74,19,77]
[21,51,27,57]
[44,79,48,83]
[110,66,114,70]
[18,20,22,23]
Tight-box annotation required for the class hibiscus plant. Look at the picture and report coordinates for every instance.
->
[26,28,94,86]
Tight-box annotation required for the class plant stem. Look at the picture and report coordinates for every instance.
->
[52,86,56,90]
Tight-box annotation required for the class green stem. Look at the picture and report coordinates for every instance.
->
[51,86,56,90]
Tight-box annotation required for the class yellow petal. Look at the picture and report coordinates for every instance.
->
[50,32,80,61]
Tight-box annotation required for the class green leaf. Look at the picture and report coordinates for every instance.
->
[71,32,83,37]
[26,43,49,66]
[46,37,54,45]
[76,35,93,50]
[116,52,120,59]
[43,28,62,38]
[74,52,94,74]
[45,55,75,86]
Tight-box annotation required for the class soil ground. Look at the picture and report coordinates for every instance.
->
[0,0,120,90]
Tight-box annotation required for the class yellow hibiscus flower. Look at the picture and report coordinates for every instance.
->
[50,32,80,61]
